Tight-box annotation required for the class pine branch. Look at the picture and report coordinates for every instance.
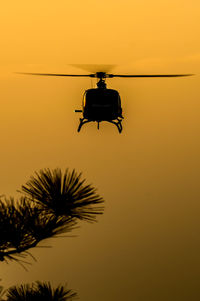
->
[0,197,76,263]
[0,168,104,266]
[21,168,104,222]
[4,281,78,301]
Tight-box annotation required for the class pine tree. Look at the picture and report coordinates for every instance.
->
[0,168,104,300]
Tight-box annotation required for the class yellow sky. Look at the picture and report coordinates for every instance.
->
[0,1,200,300]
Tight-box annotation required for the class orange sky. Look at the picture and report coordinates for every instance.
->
[0,1,200,300]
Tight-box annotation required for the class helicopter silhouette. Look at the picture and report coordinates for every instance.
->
[18,69,193,133]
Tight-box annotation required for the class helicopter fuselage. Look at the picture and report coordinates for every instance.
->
[75,86,124,133]
[83,88,122,121]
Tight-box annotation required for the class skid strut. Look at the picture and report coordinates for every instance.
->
[77,118,123,133]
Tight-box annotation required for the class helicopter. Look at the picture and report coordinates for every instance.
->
[18,70,193,133]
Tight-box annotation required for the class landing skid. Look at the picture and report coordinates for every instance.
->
[77,118,123,133]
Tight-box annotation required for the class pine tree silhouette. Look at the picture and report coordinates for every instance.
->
[0,168,104,300]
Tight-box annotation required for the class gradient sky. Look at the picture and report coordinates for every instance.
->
[0,1,200,300]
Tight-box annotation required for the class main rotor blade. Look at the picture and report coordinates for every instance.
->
[109,74,193,78]
[16,72,194,78]
[15,72,92,77]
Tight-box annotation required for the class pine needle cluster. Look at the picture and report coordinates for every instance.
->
[2,281,77,301]
[0,168,104,265]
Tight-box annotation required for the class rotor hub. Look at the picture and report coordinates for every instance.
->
[95,72,107,79]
